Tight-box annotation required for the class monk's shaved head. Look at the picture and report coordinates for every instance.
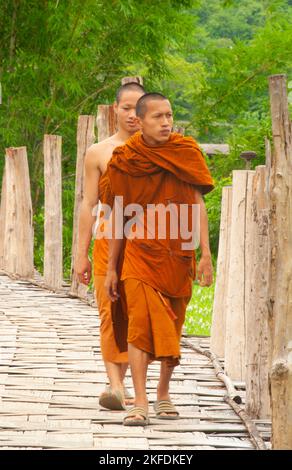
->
[116,82,145,103]
[136,93,168,118]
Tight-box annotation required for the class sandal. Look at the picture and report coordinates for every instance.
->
[123,406,149,426]
[99,387,126,411]
[153,400,180,420]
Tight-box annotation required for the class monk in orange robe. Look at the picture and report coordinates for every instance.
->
[74,82,145,410]
[105,92,214,425]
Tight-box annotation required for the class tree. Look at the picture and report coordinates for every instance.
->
[0,0,195,206]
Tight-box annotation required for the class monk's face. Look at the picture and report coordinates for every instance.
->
[115,90,144,134]
[138,99,173,146]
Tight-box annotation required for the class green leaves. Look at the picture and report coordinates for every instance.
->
[1,0,291,278]
[0,0,197,275]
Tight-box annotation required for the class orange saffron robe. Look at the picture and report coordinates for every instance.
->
[92,173,128,362]
[107,132,215,366]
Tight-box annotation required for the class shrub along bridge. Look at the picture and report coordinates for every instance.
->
[0,75,290,450]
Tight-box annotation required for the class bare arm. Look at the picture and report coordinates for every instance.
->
[75,146,101,285]
[195,190,213,287]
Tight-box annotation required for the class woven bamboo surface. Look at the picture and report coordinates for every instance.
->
[0,272,271,450]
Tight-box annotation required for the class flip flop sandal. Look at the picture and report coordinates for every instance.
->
[99,387,126,411]
[123,406,149,426]
[153,400,180,420]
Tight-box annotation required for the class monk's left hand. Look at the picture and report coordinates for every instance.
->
[197,254,213,287]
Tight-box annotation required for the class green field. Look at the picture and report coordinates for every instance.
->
[185,280,215,337]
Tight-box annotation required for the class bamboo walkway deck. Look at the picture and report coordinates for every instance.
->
[0,272,272,450]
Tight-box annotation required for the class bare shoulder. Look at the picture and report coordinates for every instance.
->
[85,140,110,158]
[85,140,113,167]
[85,135,123,173]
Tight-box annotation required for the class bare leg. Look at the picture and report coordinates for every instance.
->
[119,363,134,405]
[119,362,128,382]
[103,361,134,405]
[156,360,177,416]
[125,343,149,421]
[104,361,124,394]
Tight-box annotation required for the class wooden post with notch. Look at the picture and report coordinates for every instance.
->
[121,76,143,86]
[245,163,271,419]
[268,74,292,449]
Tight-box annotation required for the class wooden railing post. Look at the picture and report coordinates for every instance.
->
[70,116,96,297]
[268,74,292,449]
[43,135,63,289]
[245,163,271,419]
[210,186,232,358]
[1,147,34,277]
[96,105,117,141]
[224,170,255,381]
[121,76,143,86]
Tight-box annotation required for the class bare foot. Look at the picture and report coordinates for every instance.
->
[124,401,148,422]
[125,397,135,406]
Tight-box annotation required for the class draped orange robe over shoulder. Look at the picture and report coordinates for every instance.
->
[92,173,128,362]
[107,131,215,367]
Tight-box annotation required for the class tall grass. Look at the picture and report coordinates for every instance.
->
[185,278,215,337]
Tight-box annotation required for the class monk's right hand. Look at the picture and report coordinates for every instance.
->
[75,255,92,285]
[105,269,119,302]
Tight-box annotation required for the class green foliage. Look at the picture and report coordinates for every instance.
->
[33,209,44,273]
[0,0,196,274]
[185,279,216,336]
[1,0,292,285]
[0,0,195,185]
[62,179,75,281]
[204,174,232,255]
